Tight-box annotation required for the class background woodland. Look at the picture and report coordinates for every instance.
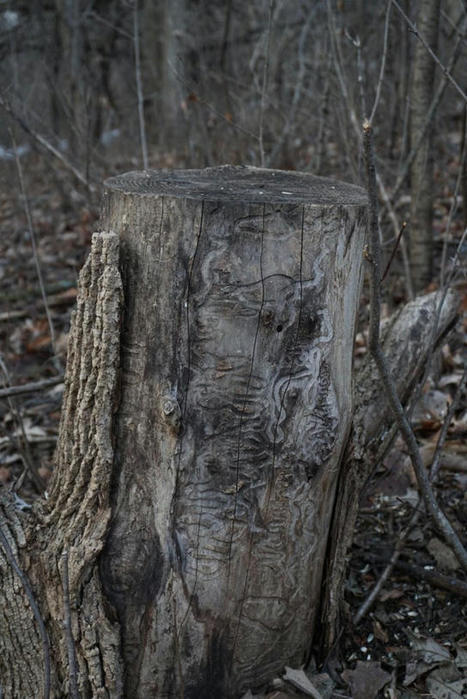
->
[0,1,466,697]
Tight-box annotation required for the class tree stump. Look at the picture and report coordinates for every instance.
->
[99,166,367,696]
[1,170,461,698]
[0,165,371,699]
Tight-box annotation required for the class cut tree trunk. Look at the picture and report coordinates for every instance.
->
[98,166,367,697]
[0,166,457,698]
[0,166,367,698]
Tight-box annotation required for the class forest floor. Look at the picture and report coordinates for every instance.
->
[0,153,466,699]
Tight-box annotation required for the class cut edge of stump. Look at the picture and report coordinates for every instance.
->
[104,165,368,207]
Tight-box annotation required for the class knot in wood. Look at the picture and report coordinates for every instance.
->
[161,395,182,432]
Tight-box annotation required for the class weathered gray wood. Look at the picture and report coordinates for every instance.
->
[98,165,367,696]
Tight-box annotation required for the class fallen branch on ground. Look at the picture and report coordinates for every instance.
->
[0,377,64,400]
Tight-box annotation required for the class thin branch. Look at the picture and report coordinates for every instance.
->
[326,0,360,136]
[327,0,413,297]
[381,221,407,282]
[369,0,391,125]
[314,46,332,174]
[0,515,50,699]
[430,367,467,481]
[10,130,61,373]
[0,358,45,492]
[392,558,467,597]
[366,553,467,598]
[362,120,467,571]
[391,0,467,103]
[0,376,64,400]
[0,95,92,191]
[344,29,366,122]
[133,0,148,169]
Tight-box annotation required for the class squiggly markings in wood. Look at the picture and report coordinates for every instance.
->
[174,204,340,686]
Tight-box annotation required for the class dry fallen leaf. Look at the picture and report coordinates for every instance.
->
[341,660,391,699]
[373,618,389,644]
[406,631,451,664]
[427,537,461,571]
[283,666,323,698]
[426,668,467,699]
[379,588,405,602]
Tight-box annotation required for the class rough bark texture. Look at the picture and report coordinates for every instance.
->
[320,289,459,653]
[409,0,441,291]
[99,166,367,697]
[0,233,124,698]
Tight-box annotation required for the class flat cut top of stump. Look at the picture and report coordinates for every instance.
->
[105,165,368,206]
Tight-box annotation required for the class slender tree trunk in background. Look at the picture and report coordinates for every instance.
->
[409,0,440,291]
[160,0,188,144]
[462,105,467,230]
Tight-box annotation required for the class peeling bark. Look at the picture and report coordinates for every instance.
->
[0,232,123,698]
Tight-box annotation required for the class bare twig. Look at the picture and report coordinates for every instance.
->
[326,0,360,137]
[362,120,467,571]
[345,29,366,122]
[0,513,50,699]
[381,221,407,282]
[0,376,64,400]
[389,22,466,206]
[0,358,45,492]
[314,47,331,174]
[61,551,79,699]
[377,174,414,298]
[367,554,467,598]
[133,0,148,169]
[369,0,391,126]
[391,0,467,103]
[394,558,467,597]
[10,130,61,373]
[0,95,92,191]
